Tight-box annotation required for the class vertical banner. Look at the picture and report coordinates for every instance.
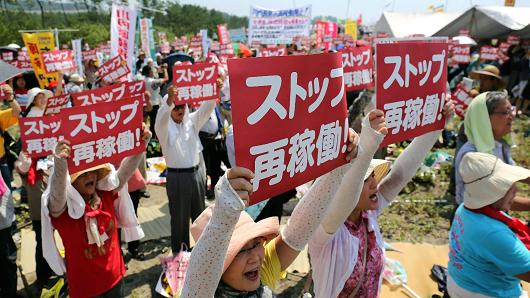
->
[228,53,348,204]
[345,19,358,40]
[139,18,152,59]
[147,19,156,58]
[376,39,448,147]
[200,29,209,59]
[248,5,311,45]
[217,24,231,45]
[72,39,84,76]
[110,4,137,75]
[22,32,59,89]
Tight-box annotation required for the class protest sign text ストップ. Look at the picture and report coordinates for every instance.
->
[71,80,145,106]
[229,53,348,204]
[172,62,219,104]
[20,97,144,174]
[41,50,76,73]
[97,55,131,83]
[376,39,448,147]
[340,46,374,91]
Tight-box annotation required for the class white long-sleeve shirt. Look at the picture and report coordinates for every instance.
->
[155,97,215,168]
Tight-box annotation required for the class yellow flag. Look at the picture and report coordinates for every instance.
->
[22,32,59,89]
[345,19,358,40]
[504,0,515,6]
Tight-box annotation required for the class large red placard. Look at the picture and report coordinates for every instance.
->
[70,80,145,106]
[376,40,448,147]
[340,46,375,91]
[229,53,348,204]
[172,62,218,104]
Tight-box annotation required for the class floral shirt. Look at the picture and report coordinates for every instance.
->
[339,212,384,297]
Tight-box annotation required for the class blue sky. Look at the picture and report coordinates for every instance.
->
[179,0,530,25]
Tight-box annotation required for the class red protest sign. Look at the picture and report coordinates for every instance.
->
[62,97,144,173]
[219,43,234,57]
[479,46,498,61]
[82,49,97,61]
[41,50,76,73]
[376,40,448,147]
[210,41,220,52]
[228,53,348,204]
[459,29,469,36]
[452,86,472,119]
[71,80,145,106]
[20,115,63,158]
[97,55,130,83]
[1,52,13,61]
[173,62,218,104]
[451,45,470,64]
[45,94,71,115]
[189,36,202,54]
[507,35,520,45]
[340,46,374,91]
[259,47,287,57]
[217,24,231,45]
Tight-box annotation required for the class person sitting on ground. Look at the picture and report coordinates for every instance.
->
[308,100,454,297]
[448,152,530,298]
[41,125,150,298]
[180,112,370,297]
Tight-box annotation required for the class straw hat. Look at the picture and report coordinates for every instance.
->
[26,87,53,108]
[470,65,502,80]
[69,74,85,84]
[191,206,279,272]
[70,163,112,184]
[459,152,530,209]
[364,159,392,184]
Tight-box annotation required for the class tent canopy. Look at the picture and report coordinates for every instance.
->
[374,11,461,38]
[434,6,530,39]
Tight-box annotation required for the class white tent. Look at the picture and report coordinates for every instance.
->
[374,11,462,38]
[434,6,530,39]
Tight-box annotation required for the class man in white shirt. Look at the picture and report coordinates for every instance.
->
[155,86,215,251]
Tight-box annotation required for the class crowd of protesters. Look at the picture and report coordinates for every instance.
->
[0,31,528,298]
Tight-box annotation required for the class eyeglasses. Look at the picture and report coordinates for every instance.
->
[236,237,266,258]
[492,106,516,117]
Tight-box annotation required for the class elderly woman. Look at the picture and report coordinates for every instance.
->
[41,125,150,297]
[454,91,530,209]
[180,111,384,297]
[448,152,530,298]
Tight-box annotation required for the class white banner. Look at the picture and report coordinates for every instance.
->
[71,39,84,77]
[248,5,311,45]
[200,29,209,59]
[110,3,137,75]
[139,18,151,59]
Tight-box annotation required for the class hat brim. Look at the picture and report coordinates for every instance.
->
[222,216,279,272]
[70,163,112,183]
[464,160,530,209]
[470,70,502,81]
[364,159,392,184]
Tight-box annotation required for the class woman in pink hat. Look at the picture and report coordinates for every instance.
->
[180,110,390,297]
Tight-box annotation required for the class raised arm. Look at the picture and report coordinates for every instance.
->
[1,84,21,118]
[116,123,151,191]
[275,126,361,271]
[181,167,253,298]
[321,111,387,235]
[48,140,71,217]
[379,99,455,202]
[154,86,174,143]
